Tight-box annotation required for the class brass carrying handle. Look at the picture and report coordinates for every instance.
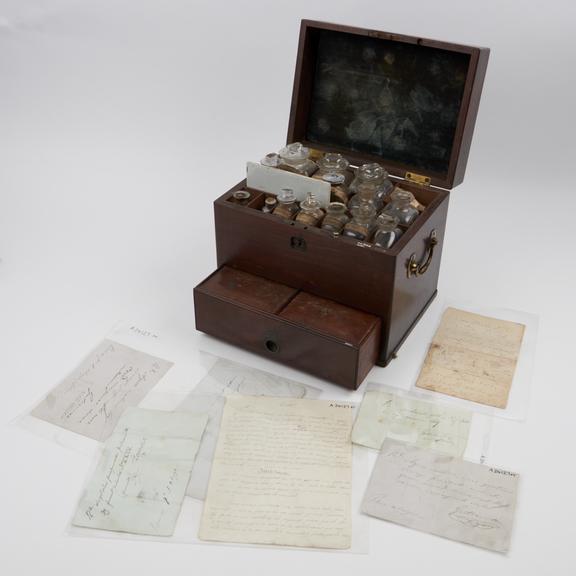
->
[407,230,438,278]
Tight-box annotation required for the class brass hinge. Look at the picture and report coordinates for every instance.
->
[405,171,431,186]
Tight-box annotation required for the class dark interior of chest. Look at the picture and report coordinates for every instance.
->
[304,29,470,176]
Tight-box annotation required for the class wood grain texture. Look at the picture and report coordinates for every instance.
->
[194,267,381,389]
[214,181,449,366]
[287,20,489,189]
[193,20,489,387]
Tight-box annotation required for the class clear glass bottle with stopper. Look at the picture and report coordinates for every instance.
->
[231,190,251,205]
[315,153,350,204]
[381,189,420,226]
[277,142,318,176]
[295,192,325,226]
[261,196,278,213]
[348,181,386,212]
[349,162,394,206]
[342,198,377,241]
[321,202,350,234]
[272,188,300,221]
[261,152,280,167]
[373,213,403,249]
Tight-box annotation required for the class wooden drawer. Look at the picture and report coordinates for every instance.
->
[194,266,381,389]
[214,180,448,366]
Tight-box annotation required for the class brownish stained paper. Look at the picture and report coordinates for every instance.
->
[416,308,525,409]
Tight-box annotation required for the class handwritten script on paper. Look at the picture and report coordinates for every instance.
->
[199,397,353,549]
[352,387,471,456]
[72,408,207,536]
[362,440,519,553]
[191,358,321,399]
[32,339,173,441]
[177,358,321,500]
[416,308,526,409]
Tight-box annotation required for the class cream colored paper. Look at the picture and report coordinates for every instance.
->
[246,161,331,207]
[416,308,525,408]
[199,396,353,549]
[352,387,471,456]
[32,339,173,441]
[362,440,519,553]
[191,358,321,399]
[177,358,321,500]
[72,408,207,536]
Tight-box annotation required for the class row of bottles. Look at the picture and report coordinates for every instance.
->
[253,142,423,249]
[264,187,417,249]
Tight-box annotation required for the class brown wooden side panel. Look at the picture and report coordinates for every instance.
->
[214,194,396,319]
[451,48,490,188]
[356,320,381,385]
[384,194,450,363]
[194,289,368,389]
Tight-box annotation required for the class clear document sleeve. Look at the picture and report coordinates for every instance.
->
[12,320,368,552]
[14,321,322,454]
[352,382,493,463]
[67,440,370,554]
[362,439,520,553]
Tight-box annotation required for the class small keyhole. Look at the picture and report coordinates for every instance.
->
[290,236,307,251]
[265,339,279,353]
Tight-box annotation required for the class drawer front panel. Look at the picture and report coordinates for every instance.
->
[194,268,381,389]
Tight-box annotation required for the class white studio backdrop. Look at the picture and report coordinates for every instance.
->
[1,1,575,576]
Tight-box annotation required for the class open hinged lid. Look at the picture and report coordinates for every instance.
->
[287,20,489,189]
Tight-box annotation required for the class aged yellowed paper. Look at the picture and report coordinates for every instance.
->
[352,387,471,456]
[177,358,321,501]
[199,396,353,549]
[416,308,525,408]
[362,440,519,553]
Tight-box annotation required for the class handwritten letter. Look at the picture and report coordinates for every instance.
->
[72,408,207,536]
[32,339,173,441]
[191,358,321,399]
[416,308,525,408]
[199,396,353,549]
[362,440,519,552]
[177,358,320,500]
[352,388,471,456]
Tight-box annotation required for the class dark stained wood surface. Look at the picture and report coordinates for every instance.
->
[213,179,449,366]
[194,267,381,389]
[193,20,489,386]
[197,266,297,314]
[279,291,380,346]
[287,20,489,189]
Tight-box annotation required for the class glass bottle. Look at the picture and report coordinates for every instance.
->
[231,190,251,205]
[315,153,350,204]
[261,152,280,167]
[342,199,377,241]
[349,162,394,205]
[295,192,325,226]
[321,202,350,234]
[262,196,278,213]
[373,213,403,249]
[348,181,385,212]
[278,142,318,176]
[388,186,425,212]
[381,189,420,226]
[272,188,300,221]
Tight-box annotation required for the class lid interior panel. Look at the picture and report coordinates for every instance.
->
[287,21,487,189]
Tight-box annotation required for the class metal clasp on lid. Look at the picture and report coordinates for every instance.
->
[405,172,431,186]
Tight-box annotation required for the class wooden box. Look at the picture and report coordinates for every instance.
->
[194,20,489,389]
